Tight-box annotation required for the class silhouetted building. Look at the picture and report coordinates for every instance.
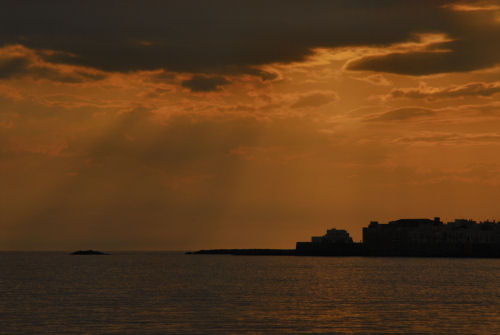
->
[363,217,443,246]
[311,228,353,244]
[296,228,362,256]
[364,217,500,245]
[362,217,500,256]
[295,217,500,257]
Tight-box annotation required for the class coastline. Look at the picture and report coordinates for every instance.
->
[187,243,500,258]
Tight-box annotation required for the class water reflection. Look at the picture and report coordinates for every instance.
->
[0,253,499,334]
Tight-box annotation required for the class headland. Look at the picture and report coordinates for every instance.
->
[71,250,109,255]
[188,217,500,258]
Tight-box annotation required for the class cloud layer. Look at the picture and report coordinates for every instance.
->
[181,75,231,92]
[0,45,105,83]
[0,0,498,77]
[391,82,500,100]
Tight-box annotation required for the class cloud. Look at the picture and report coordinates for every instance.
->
[443,1,500,12]
[391,82,500,100]
[395,132,500,145]
[348,51,452,76]
[291,92,337,109]
[0,1,499,77]
[366,107,436,121]
[0,56,31,78]
[353,74,392,86]
[181,75,230,92]
[347,24,500,75]
[0,45,106,83]
[347,4,500,76]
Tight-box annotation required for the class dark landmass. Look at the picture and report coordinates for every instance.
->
[186,244,363,257]
[71,250,109,255]
[296,242,500,258]
[187,244,500,258]
[295,242,366,256]
[187,217,500,258]
[186,249,295,256]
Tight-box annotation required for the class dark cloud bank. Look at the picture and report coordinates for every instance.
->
[181,75,230,92]
[0,53,105,83]
[0,0,499,77]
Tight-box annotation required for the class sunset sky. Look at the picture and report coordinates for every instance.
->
[1,0,500,250]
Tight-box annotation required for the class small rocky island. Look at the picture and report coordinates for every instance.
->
[71,250,109,255]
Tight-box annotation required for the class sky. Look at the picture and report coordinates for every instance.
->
[1,0,500,250]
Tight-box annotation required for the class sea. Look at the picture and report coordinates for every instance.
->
[1,252,499,334]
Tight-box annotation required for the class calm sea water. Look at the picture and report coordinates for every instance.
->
[0,252,499,334]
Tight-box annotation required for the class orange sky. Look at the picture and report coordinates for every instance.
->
[1,0,500,250]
